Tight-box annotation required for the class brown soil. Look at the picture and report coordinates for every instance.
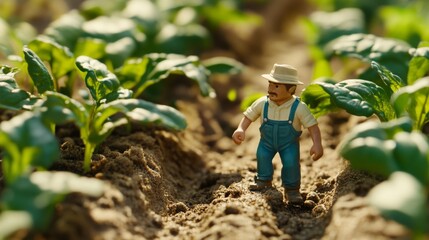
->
[2,1,417,240]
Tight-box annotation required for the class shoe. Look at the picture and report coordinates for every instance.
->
[249,179,272,191]
[286,189,303,205]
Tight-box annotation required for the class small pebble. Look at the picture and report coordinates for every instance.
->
[304,200,317,208]
[312,204,327,217]
[306,192,320,203]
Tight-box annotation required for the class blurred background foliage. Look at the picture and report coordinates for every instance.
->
[0,0,264,62]
[0,0,264,104]
[2,0,428,65]
[302,0,429,82]
[1,0,429,91]
[306,0,429,47]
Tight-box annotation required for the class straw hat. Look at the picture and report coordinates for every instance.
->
[261,63,304,85]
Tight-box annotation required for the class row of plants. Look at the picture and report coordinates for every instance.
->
[299,2,429,238]
[1,0,263,62]
[301,37,429,236]
[0,0,247,238]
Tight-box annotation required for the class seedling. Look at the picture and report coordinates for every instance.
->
[0,111,59,183]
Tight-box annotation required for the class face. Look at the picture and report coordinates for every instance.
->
[268,82,292,104]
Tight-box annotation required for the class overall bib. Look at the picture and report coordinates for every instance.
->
[256,97,302,190]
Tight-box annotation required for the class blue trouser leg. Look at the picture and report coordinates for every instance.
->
[256,141,276,181]
[279,142,301,189]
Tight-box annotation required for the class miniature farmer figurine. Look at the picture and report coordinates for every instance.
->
[232,63,323,205]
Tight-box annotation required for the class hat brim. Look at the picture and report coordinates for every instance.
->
[261,74,304,85]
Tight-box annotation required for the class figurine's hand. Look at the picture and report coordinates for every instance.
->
[232,130,245,145]
[310,144,323,161]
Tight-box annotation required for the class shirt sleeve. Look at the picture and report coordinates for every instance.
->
[243,96,266,122]
[297,102,317,128]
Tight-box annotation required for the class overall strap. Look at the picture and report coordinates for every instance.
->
[288,98,300,122]
[263,96,269,121]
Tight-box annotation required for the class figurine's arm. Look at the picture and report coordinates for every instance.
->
[232,116,252,145]
[308,124,323,161]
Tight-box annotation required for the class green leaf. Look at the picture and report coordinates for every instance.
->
[315,79,395,121]
[338,117,419,179]
[98,98,187,131]
[379,6,427,47]
[301,78,339,118]
[115,57,149,90]
[391,77,429,130]
[122,0,159,36]
[0,65,19,75]
[148,54,214,96]
[339,117,413,148]
[393,131,429,185]
[367,172,428,233]
[11,21,38,47]
[0,74,31,110]
[408,43,429,85]
[23,47,55,94]
[379,117,413,137]
[0,172,105,231]
[309,8,365,47]
[82,16,136,43]
[74,37,107,60]
[119,53,215,98]
[0,112,59,183]
[371,61,405,95]
[155,23,211,54]
[202,56,243,75]
[106,37,136,68]
[340,137,398,177]
[81,0,128,17]
[310,46,333,79]
[43,10,85,50]
[28,37,75,80]
[30,171,105,197]
[202,3,263,28]
[75,56,120,105]
[40,91,88,128]
[325,33,411,80]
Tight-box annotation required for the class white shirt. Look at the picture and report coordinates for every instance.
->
[243,95,317,131]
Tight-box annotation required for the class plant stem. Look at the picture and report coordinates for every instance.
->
[83,143,95,173]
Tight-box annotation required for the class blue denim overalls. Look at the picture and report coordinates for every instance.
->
[256,97,302,190]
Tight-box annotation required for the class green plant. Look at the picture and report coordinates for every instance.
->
[0,37,242,173]
[0,0,247,237]
[367,172,428,238]
[377,1,429,47]
[116,53,243,98]
[302,37,429,130]
[27,37,76,96]
[323,33,411,82]
[392,77,429,131]
[301,30,429,236]
[30,0,261,69]
[338,117,429,236]
[0,110,106,238]
[36,56,188,172]
[0,111,58,183]
[0,171,105,239]
[0,66,35,110]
